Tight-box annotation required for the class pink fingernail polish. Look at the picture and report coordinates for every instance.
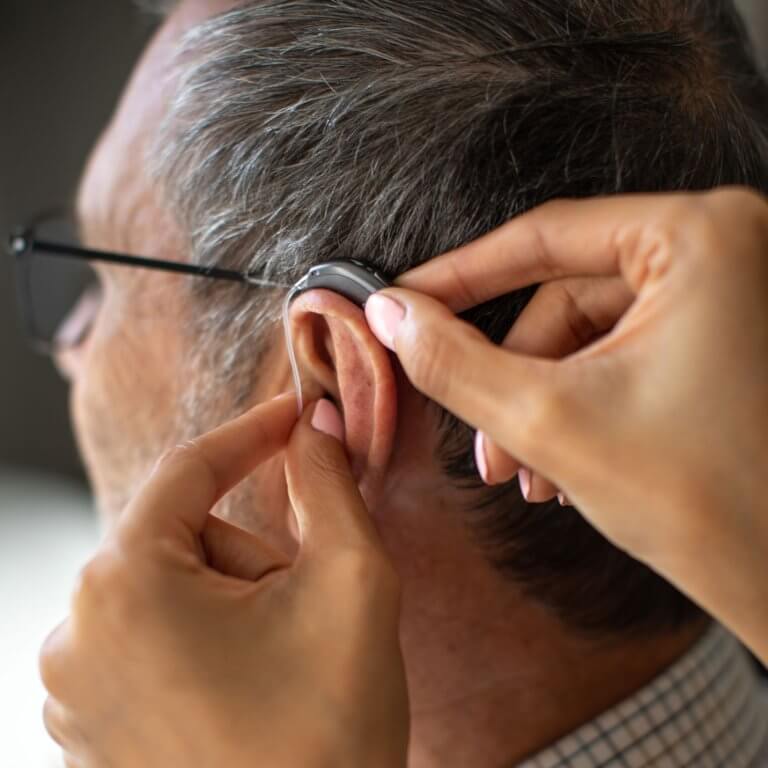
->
[365,294,405,351]
[475,431,490,485]
[519,468,532,501]
[557,492,566,506]
[311,399,345,442]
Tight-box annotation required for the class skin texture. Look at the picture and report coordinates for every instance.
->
[374,188,768,666]
[49,3,710,767]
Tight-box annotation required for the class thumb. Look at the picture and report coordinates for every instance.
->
[201,515,291,581]
[364,288,574,473]
[285,400,386,557]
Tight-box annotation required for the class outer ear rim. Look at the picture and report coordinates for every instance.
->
[288,289,398,492]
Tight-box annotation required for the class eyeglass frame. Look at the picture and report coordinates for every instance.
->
[5,216,292,353]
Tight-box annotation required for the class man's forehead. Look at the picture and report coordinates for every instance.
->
[97,0,245,152]
[77,0,243,246]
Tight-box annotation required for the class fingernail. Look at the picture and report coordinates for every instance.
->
[519,468,532,501]
[365,294,405,351]
[475,431,490,485]
[557,492,566,506]
[311,399,345,442]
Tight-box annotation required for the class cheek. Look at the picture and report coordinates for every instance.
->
[70,280,186,516]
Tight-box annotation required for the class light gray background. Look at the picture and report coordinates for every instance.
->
[0,1,766,482]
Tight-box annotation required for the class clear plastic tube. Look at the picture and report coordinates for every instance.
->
[282,278,309,416]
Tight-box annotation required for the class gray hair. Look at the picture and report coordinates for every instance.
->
[151,0,768,635]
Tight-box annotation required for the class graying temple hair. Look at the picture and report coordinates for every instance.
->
[149,0,768,634]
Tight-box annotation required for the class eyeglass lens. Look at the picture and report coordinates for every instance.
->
[15,216,103,350]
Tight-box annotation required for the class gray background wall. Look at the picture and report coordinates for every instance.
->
[0,2,154,478]
[0,1,766,482]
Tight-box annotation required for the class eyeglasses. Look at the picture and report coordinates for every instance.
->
[6,211,290,354]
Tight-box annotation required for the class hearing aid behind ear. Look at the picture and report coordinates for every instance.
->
[282,260,391,415]
[289,260,390,306]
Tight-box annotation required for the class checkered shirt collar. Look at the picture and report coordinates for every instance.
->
[517,622,768,768]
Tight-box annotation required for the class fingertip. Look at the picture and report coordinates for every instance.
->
[519,468,532,501]
[365,292,405,351]
[474,431,490,485]
[526,473,561,503]
[310,399,345,442]
[484,437,522,486]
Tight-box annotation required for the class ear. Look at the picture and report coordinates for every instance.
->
[289,289,398,495]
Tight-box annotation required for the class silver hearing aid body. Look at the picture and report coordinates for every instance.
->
[288,259,390,307]
[283,259,391,414]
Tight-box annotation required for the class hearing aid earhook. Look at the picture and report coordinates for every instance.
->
[282,260,390,415]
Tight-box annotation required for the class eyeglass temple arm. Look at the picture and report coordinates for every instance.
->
[6,232,290,288]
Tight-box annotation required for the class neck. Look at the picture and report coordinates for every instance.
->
[377,467,708,768]
[402,587,708,767]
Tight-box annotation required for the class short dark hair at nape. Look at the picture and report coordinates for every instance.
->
[153,0,768,637]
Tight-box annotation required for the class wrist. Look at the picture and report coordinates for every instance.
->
[654,496,768,665]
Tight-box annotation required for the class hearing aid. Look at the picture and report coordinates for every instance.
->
[282,260,391,414]
[287,259,390,307]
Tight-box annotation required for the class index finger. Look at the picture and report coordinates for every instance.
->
[395,191,702,312]
[121,393,298,548]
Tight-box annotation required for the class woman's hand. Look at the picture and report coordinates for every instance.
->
[365,187,768,664]
[39,394,408,768]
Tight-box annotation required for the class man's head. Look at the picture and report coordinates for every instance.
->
[68,0,768,646]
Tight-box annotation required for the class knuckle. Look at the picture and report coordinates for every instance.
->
[44,701,89,761]
[648,202,699,250]
[445,254,484,308]
[627,198,716,283]
[156,440,205,472]
[72,556,116,607]
[516,375,574,449]
[70,550,136,629]
[710,187,768,248]
[657,195,727,252]
[525,215,560,279]
[558,284,601,348]
[39,629,68,697]
[43,698,66,747]
[709,185,767,215]
[328,548,399,600]
[150,440,216,499]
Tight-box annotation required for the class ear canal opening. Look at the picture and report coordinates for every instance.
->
[310,315,336,370]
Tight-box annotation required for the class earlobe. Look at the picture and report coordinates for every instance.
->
[289,289,398,492]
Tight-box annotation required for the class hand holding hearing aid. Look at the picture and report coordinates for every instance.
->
[365,187,768,666]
